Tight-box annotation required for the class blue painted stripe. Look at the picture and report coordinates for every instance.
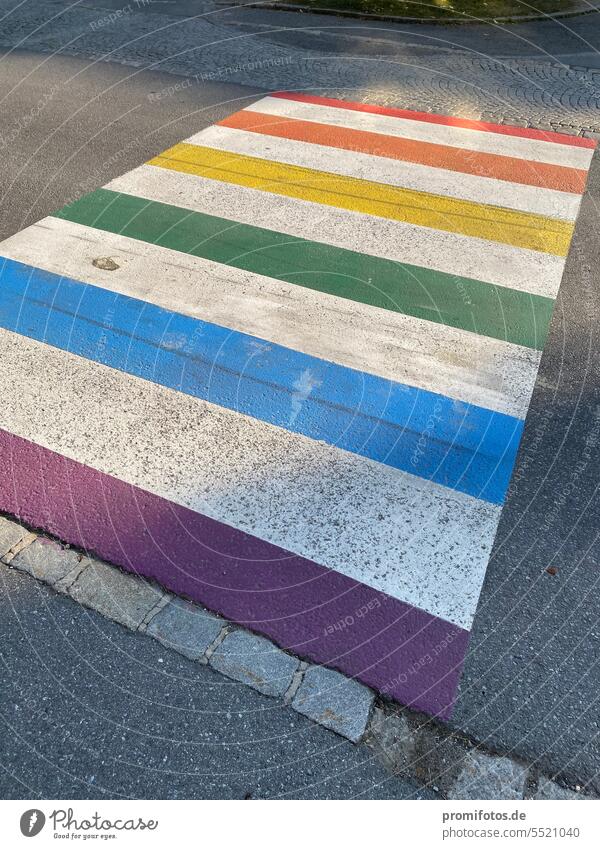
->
[0,257,523,503]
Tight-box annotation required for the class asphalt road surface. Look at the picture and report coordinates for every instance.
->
[1,565,435,799]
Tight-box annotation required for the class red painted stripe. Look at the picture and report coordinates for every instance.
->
[271,91,597,149]
[1,427,469,719]
[221,109,587,193]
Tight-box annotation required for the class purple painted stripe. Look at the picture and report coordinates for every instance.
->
[0,428,469,719]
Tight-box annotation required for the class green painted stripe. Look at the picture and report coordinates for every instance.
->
[53,188,554,350]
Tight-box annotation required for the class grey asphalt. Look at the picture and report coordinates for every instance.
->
[2,0,600,128]
[0,3,600,797]
[0,50,260,243]
[0,565,435,799]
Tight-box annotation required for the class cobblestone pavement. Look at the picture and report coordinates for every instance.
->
[0,0,600,131]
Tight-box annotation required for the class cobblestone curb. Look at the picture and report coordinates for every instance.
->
[241,2,595,27]
[2,0,600,135]
[1,513,596,800]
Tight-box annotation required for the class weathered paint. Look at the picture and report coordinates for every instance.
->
[269,93,596,160]
[220,108,587,194]
[201,120,583,219]
[108,166,569,297]
[0,426,470,719]
[0,326,500,629]
[0,216,542,418]
[54,188,556,349]
[0,93,593,718]
[0,257,524,503]
[149,143,574,254]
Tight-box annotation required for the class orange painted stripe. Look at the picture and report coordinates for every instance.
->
[219,109,587,195]
[271,91,597,149]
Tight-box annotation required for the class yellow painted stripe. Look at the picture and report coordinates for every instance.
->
[148,143,573,256]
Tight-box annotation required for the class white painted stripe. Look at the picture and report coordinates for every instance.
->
[0,216,541,418]
[107,164,567,299]
[181,125,581,221]
[250,96,595,170]
[0,326,500,628]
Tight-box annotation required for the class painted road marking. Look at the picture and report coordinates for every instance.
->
[221,108,588,194]
[0,93,594,718]
[108,165,568,297]
[2,217,541,418]
[0,326,500,629]
[0,259,524,503]
[0,426,472,715]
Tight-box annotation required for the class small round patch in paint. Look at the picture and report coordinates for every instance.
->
[92,257,120,271]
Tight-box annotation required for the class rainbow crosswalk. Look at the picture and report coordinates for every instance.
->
[0,93,594,718]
